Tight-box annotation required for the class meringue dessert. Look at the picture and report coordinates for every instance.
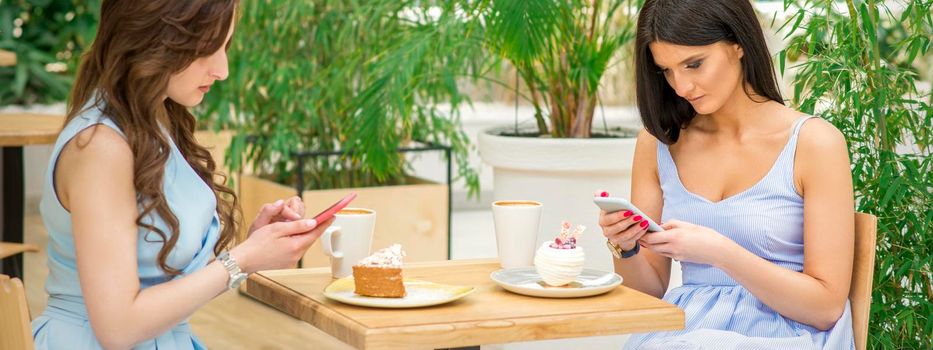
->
[534,221,585,287]
[352,244,406,298]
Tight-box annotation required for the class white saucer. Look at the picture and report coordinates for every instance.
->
[490,267,622,298]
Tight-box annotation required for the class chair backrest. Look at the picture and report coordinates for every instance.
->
[0,274,34,350]
[850,213,877,350]
[0,242,40,260]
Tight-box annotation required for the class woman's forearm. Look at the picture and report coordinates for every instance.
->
[716,242,847,330]
[614,253,669,298]
[91,261,229,349]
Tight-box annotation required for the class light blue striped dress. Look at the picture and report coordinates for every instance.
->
[32,100,219,349]
[624,116,855,349]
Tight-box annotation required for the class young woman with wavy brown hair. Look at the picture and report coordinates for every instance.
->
[31,1,334,348]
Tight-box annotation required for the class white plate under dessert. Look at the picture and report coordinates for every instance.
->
[490,267,622,298]
[323,277,475,308]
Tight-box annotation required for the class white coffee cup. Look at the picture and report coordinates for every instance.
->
[492,200,543,269]
[321,208,376,278]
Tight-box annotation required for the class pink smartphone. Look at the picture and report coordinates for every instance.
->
[311,193,358,223]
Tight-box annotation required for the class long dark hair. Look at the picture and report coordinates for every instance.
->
[635,0,784,144]
[69,0,240,275]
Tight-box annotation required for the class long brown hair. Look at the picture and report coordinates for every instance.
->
[68,0,240,275]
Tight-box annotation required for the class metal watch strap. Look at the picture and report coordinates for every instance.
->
[217,251,248,290]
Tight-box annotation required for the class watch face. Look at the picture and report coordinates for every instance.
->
[606,240,622,259]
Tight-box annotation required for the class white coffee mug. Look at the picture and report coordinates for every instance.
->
[321,208,376,278]
[492,200,543,269]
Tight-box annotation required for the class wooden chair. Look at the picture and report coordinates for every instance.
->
[0,274,34,350]
[851,213,877,350]
[0,242,39,280]
[0,242,39,260]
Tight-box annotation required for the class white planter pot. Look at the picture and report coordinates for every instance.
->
[478,127,637,272]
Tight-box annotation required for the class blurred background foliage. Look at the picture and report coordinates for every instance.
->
[0,0,99,105]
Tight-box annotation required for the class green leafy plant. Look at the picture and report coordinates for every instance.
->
[484,0,643,137]
[203,0,643,193]
[781,0,932,348]
[0,0,99,105]
[202,1,488,193]
[204,0,641,190]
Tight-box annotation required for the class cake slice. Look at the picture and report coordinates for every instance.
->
[352,244,406,298]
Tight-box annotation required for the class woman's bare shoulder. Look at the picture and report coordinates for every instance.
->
[56,124,134,209]
[797,117,848,155]
[633,128,661,179]
[63,124,133,164]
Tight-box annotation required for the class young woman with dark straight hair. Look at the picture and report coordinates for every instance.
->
[31,1,334,348]
[599,1,855,348]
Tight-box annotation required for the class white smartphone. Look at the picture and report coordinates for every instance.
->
[593,196,665,232]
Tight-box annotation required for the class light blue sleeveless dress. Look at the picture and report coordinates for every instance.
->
[624,116,855,349]
[32,100,220,349]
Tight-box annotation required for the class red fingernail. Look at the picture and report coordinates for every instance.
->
[600,191,609,197]
[623,211,634,218]
[633,215,643,222]
[640,221,649,228]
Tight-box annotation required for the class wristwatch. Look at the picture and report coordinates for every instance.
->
[606,240,640,259]
[217,251,248,290]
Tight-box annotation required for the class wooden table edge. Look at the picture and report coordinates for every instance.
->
[0,113,65,146]
[361,306,684,349]
[247,265,686,350]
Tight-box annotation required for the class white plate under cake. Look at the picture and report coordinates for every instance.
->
[490,267,622,298]
[324,278,475,308]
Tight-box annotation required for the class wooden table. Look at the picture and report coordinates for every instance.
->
[0,113,64,280]
[246,259,684,350]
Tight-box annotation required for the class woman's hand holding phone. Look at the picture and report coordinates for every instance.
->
[247,196,306,236]
[233,194,358,272]
[598,208,650,252]
[594,192,660,252]
[639,220,735,266]
[231,216,335,273]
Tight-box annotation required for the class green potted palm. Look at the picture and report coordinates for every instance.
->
[202,1,486,268]
[472,1,644,272]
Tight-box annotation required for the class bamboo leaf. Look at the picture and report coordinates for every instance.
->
[779,49,786,76]
[859,3,878,55]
